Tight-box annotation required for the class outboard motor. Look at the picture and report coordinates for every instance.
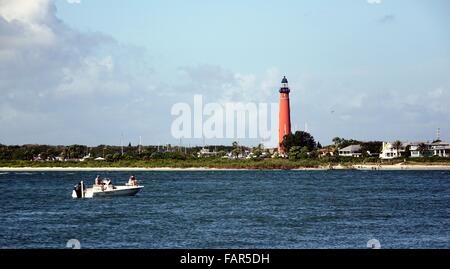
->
[73,182,82,198]
[72,181,85,198]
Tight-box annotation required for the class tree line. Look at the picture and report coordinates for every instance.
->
[0,144,235,161]
[0,132,384,161]
[282,132,383,160]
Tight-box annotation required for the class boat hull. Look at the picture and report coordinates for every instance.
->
[72,186,143,198]
[91,186,143,198]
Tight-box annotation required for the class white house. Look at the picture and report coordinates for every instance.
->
[430,141,450,157]
[319,147,335,157]
[197,147,223,158]
[379,142,406,159]
[338,144,362,157]
[380,140,450,159]
[80,153,92,162]
[409,143,426,158]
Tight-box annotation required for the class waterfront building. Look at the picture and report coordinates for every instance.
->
[319,147,335,157]
[197,147,221,158]
[430,141,450,157]
[381,141,450,159]
[409,142,431,158]
[379,142,407,159]
[338,144,362,157]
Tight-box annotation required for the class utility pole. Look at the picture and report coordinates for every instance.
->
[121,133,124,155]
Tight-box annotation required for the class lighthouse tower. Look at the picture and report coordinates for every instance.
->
[278,76,292,154]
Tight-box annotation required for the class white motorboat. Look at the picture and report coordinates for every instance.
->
[72,179,143,198]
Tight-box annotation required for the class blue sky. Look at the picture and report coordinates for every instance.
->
[1,0,449,146]
[56,0,449,74]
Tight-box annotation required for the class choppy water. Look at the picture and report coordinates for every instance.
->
[0,170,449,249]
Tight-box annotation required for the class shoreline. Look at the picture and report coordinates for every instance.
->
[1,164,450,172]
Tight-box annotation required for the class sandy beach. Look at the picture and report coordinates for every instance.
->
[1,164,450,171]
[344,164,450,171]
[0,167,236,172]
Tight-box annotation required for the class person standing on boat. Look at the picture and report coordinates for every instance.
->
[95,175,102,186]
[128,175,139,186]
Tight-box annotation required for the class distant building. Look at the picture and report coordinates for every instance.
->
[319,147,335,157]
[32,154,43,161]
[197,147,221,158]
[80,153,92,162]
[430,141,450,157]
[338,145,362,157]
[409,142,430,158]
[222,149,251,159]
[381,141,450,159]
[379,142,406,159]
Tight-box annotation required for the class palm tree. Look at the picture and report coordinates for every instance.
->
[332,137,342,147]
[231,141,241,158]
[392,140,403,158]
[417,143,428,157]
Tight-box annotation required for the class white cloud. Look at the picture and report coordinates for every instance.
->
[0,0,165,145]
[0,0,51,23]
[367,0,382,4]
[56,56,129,96]
[67,0,81,4]
[0,0,56,45]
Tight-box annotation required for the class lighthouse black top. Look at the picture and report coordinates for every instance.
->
[279,76,290,93]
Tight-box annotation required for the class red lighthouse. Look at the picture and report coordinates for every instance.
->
[278,76,291,154]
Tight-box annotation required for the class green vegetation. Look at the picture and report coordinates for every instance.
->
[283,131,317,152]
[1,156,449,170]
[1,136,449,170]
[0,143,231,161]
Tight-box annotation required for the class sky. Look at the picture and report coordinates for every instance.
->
[0,0,449,147]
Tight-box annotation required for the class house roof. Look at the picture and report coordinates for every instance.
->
[339,144,361,152]
[399,141,450,147]
[385,141,418,147]
[431,141,450,146]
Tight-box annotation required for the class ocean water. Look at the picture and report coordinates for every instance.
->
[0,170,449,249]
